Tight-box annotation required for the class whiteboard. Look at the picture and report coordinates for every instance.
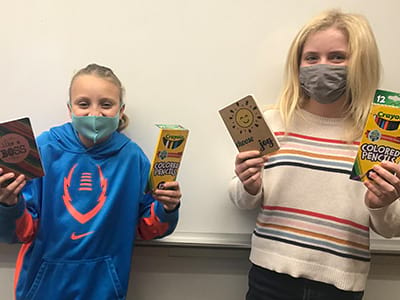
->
[1,0,399,251]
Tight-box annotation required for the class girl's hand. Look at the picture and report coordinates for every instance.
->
[0,168,26,206]
[364,161,400,209]
[152,181,181,211]
[235,150,268,195]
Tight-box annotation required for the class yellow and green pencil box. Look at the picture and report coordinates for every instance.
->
[350,89,400,181]
[147,124,189,191]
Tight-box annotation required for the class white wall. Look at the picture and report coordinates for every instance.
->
[1,0,400,237]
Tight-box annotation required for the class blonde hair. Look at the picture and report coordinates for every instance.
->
[69,63,129,131]
[278,9,381,141]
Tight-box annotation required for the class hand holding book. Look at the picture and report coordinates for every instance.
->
[0,117,44,188]
[234,150,268,195]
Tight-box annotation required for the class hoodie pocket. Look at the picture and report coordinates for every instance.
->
[25,256,124,300]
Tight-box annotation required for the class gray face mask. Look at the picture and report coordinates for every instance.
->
[299,64,347,104]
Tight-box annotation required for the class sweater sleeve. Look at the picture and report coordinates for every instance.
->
[0,182,39,244]
[0,196,26,243]
[368,199,400,238]
[229,176,263,210]
[136,193,179,240]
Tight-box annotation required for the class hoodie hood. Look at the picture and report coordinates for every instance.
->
[45,122,131,159]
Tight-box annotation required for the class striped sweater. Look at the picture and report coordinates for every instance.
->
[229,108,400,291]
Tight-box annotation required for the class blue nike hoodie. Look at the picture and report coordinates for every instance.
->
[0,123,179,300]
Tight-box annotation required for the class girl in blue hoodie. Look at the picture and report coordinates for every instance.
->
[0,63,181,300]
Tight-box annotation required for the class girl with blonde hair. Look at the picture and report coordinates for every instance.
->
[230,10,400,300]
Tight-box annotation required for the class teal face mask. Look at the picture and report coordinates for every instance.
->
[71,113,120,144]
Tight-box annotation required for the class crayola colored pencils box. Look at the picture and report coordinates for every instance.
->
[350,89,400,181]
[147,124,189,191]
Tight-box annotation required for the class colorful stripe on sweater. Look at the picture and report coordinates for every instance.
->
[255,205,370,262]
[256,131,369,262]
[265,132,359,175]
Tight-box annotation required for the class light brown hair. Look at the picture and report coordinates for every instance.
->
[69,63,129,131]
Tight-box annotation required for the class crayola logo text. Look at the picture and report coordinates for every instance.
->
[377,111,400,120]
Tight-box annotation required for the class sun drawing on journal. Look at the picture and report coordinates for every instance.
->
[228,100,263,134]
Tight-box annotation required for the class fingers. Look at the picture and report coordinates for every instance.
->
[378,161,400,188]
[153,181,181,211]
[158,181,180,191]
[379,161,400,175]
[0,172,26,206]
[235,151,267,167]
[235,151,268,178]
[372,163,400,192]
[12,175,27,195]
[0,170,16,187]
[235,150,262,164]
[234,151,267,195]
[241,171,263,187]
[363,162,400,208]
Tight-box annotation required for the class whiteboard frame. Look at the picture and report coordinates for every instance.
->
[137,232,400,254]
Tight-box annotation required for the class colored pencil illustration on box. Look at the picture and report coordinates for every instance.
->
[147,124,189,192]
[219,95,280,155]
[350,89,400,181]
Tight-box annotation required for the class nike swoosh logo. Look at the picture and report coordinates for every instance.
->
[70,231,95,240]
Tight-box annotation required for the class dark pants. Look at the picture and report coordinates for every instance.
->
[246,264,364,300]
